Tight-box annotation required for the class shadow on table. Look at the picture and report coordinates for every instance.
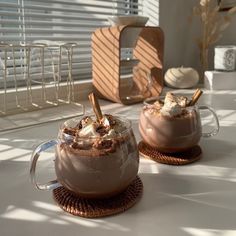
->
[0,97,236,235]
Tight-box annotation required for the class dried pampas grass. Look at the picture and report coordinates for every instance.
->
[193,0,236,81]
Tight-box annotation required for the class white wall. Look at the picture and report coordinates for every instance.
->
[158,0,236,72]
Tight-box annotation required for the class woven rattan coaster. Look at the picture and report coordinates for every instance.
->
[53,176,143,218]
[138,141,202,165]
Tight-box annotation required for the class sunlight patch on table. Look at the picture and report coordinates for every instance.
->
[1,206,48,221]
[33,201,61,212]
[60,215,98,227]
[166,165,236,182]
[182,227,236,236]
[139,159,160,174]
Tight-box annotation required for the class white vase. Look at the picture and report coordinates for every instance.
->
[164,67,199,89]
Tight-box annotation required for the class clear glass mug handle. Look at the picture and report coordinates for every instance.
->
[30,140,61,190]
[198,105,220,137]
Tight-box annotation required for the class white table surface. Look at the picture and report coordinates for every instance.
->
[0,89,236,236]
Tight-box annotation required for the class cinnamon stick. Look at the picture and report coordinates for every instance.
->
[88,93,103,122]
[189,89,203,106]
[192,89,200,97]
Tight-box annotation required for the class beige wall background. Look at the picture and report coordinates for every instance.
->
[156,0,236,73]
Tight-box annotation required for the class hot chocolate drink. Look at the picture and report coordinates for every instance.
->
[55,114,139,198]
[30,93,139,199]
[139,92,202,153]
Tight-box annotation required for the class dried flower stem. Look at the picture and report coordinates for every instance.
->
[193,0,236,82]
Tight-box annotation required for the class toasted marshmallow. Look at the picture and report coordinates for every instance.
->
[80,116,93,128]
[153,100,164,110]
[176,96,188,107]
[164,92,175,104]
[160,101,182,117]
[164,92,188,107]
[160,92,189,116]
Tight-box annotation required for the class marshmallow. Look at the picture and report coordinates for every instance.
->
[160,101,182,117]
[161,92,183,117]
[153,100,163,109]
[176,96,188,107]
[79,123,100,138]
[164,92,176,104]
[103,129,117,138]
[101,116,110,127]
[80,116,94,128]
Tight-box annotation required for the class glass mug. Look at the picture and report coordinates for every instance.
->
[139,97,220,153]
[30,116,139,198]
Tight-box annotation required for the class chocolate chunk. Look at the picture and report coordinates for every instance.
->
[71,142,80,149]
[71,141,92,150]
[63,127,77,136]
[77,122,82,130]
[93,139,114,150]
[96,125,109,136]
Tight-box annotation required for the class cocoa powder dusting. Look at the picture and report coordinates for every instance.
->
[93,139,112,149]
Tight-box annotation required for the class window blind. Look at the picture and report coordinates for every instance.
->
[0,0,143,86]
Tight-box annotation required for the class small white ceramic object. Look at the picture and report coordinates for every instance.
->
[214,45,236,71]
[204,71,236,90]
[107,15,149,26]
[164,67,199,89]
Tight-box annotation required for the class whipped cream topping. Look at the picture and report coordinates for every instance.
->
[64,114,126,139]
[80,116,93,128]
[157,92,189,117]
[176,96,188,108]
[78,123,100,138]
[62,114,127,151]
[160,101,182,117]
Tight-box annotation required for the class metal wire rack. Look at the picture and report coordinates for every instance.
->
[0,41,83,116]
